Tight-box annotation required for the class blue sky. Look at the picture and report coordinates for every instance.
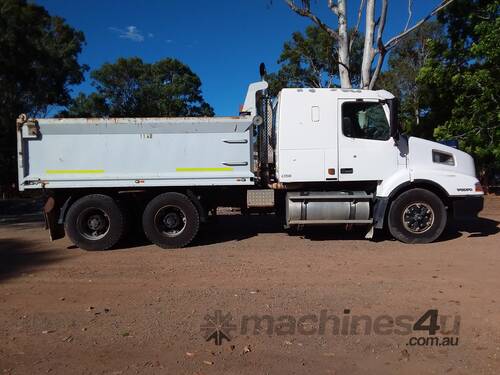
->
[37,0,444,116]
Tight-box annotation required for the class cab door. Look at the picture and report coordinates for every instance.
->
[337,99,398,181]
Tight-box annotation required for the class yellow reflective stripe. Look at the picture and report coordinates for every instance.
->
[46,169,105,174]
[176,167,233,172]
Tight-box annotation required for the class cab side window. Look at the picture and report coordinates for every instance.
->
[342,102,390,141]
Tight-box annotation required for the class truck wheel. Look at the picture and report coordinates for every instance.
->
[388,188,447,244]
[65,194,125,251]
[142,192,200,249]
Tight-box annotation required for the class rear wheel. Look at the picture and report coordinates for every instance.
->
[65,194,125,250]
[388,188,447,244]
[142,192,200,249]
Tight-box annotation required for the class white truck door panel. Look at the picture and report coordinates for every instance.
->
[277,89,338,182]
[338,99,398,181]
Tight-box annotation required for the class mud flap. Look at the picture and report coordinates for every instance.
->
[43,197,65,241]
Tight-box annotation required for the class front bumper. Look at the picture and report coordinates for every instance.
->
[452,196,484,219]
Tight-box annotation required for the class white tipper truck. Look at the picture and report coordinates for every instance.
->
[16,79,484,250]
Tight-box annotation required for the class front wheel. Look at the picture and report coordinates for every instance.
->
[388,188,447,244]
[142,192,200,249]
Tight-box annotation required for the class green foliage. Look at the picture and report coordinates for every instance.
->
[376,22,444,139]
[63,57,214,117]
[63,93,108,117]
[418,0,500,177]
[0,0,87,188]
[266,25,363,96]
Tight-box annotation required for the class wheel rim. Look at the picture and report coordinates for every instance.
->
[154,205,187,237]
[76,208,110,240]
[402,202,435,234]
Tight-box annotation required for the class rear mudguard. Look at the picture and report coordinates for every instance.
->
[43,196,65,240]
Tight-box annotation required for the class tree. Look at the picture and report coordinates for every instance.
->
[284,0,456,89]
[0,0,87,189]
[63,57,214,118]
[418,0,499,181]
[266,25,363,95]
[376,21,444,138]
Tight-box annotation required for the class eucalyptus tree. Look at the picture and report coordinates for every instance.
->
[284,0,456,89]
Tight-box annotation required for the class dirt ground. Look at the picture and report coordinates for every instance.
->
[0,196,499,375]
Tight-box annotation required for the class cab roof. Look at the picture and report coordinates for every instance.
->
[279,87,395,100]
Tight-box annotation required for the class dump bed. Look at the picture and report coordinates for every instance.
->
[17,116,255,190]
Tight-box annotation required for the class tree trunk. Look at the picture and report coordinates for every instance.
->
[284,0,456,90]
[361,0,375,89]
[337,0,351,88]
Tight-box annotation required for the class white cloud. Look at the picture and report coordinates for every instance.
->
[165,39,174,44]
[148,33,154,38]
[109,26,145,42]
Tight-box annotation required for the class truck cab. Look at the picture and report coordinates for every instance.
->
[276,88,399,183]
[269,86,484,243]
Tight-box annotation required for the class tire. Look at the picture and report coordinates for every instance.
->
[65,194,125,251]
[142,192,200,249]
[388,188,447,244]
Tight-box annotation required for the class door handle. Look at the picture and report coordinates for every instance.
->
[222,162,248,166]
[340,168,353,174]
[222,139,248,144]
